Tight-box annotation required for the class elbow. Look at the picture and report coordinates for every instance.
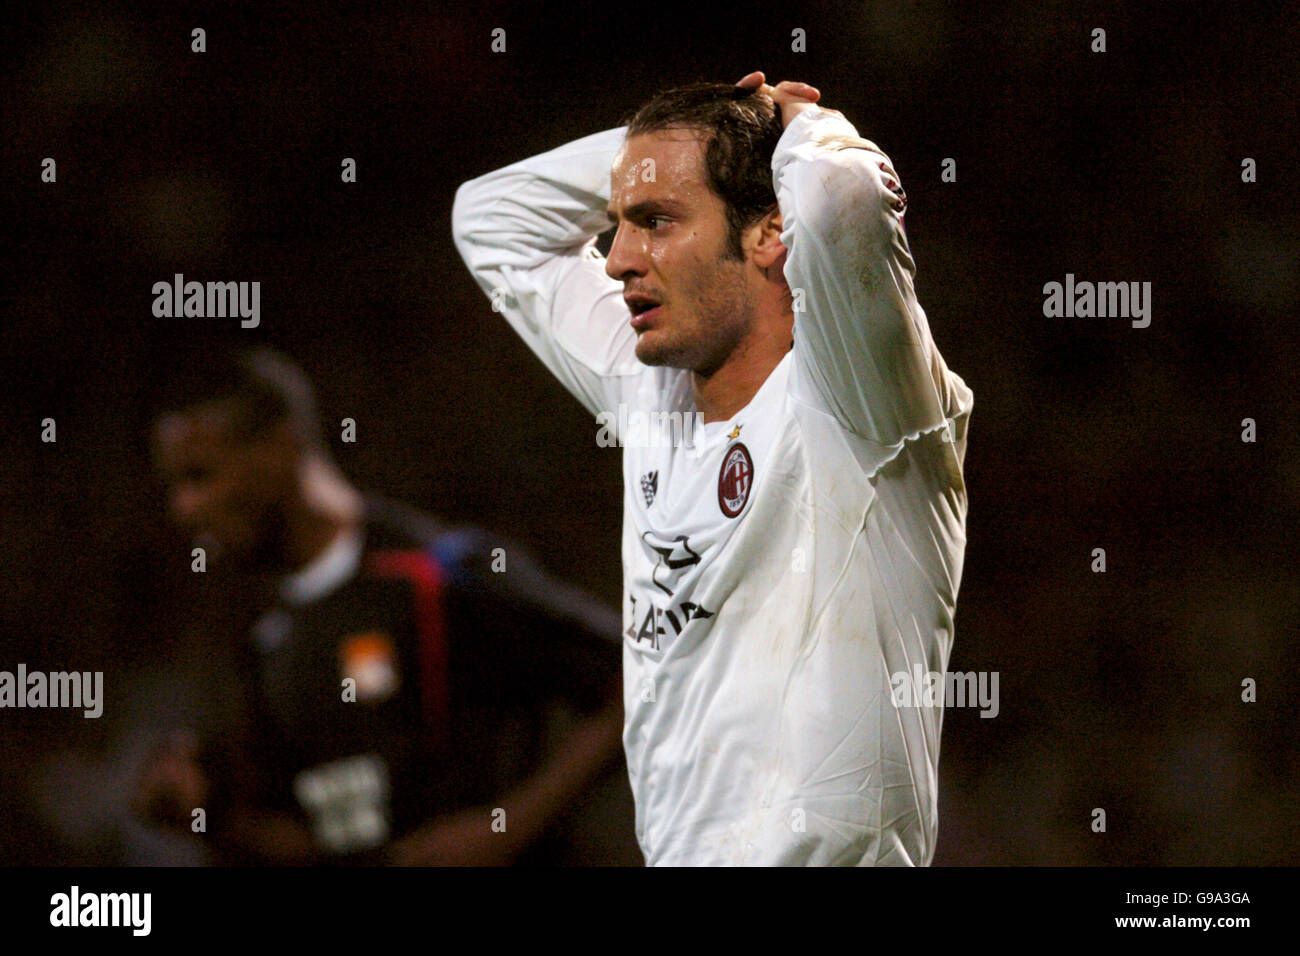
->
[799,150,905,250]
[450,179,484,255]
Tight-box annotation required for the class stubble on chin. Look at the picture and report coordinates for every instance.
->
[638,265,753,374]
[634,330,683,368]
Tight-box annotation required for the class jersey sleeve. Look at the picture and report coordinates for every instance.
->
[451,127,644,424]
[774,107,973,472]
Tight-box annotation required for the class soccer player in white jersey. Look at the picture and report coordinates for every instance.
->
[452,72,974,866]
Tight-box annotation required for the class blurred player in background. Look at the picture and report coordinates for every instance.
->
[453,73,973,865]
[135,347,626,864]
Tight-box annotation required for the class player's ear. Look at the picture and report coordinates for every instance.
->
[749,206,785,269]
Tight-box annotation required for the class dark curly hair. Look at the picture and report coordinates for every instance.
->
[623,82,784,260]
[151,345,325,455]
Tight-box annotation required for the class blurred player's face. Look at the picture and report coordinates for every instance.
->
[152,402,296,567]
[606,129,756,374]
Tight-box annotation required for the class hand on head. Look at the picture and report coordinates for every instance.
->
[733,72,826,129]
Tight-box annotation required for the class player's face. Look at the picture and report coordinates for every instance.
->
[152,402,293,565]
[606,129,756,374]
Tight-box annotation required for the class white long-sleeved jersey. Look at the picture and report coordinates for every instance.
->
[452,107,973,866]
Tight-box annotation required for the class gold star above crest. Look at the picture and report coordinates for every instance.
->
[728,424,742,440]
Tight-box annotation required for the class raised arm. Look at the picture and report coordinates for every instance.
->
[756,79,970,469]
[451,128,643,420]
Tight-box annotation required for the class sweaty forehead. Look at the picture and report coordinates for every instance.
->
[611,128,709,200]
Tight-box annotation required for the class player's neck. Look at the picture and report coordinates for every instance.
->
[280,503,351,573]
[281,476,362,572]
[691,316,794,423]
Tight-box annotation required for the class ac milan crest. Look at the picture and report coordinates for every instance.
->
[717,443,753,518]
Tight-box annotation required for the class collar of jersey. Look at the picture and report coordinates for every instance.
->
[279,523,365,607]
[689,351,793,451]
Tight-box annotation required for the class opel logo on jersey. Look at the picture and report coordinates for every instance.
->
[717,442,754,518]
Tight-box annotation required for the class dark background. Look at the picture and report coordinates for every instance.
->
[1,0,1296,865]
